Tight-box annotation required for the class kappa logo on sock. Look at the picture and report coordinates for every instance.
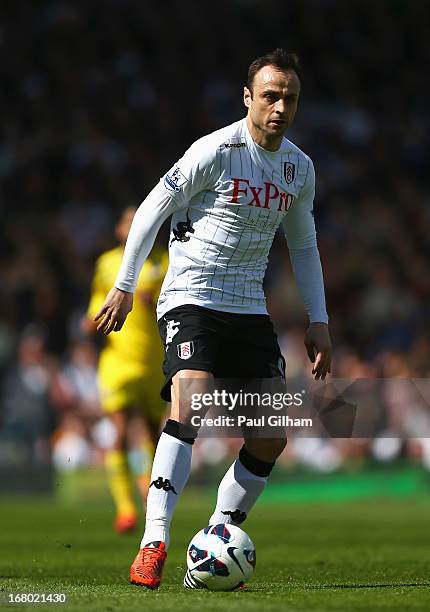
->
[221,509,247,524]
[150,476,177,494]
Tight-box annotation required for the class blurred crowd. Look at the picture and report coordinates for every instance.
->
[1,0,429,475]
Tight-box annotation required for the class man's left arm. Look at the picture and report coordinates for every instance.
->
[282,158,332,380]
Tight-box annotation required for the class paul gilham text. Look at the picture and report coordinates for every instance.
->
[190,415,313,428]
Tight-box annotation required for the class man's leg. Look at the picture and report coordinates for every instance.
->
[207,312,287,527]
[208,437,287,526]
[184,437,286,589]
[130,369,211,589]
[105,409,137,532]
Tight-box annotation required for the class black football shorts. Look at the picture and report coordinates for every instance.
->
[158,304,285,401]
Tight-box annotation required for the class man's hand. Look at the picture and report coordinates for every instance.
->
[304,322,332,381]
[94,288,133,335]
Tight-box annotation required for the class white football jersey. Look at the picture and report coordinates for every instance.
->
[115,118,327,322]
[157,119,315,318]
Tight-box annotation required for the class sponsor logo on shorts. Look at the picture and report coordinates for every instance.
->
[177,341,194,360]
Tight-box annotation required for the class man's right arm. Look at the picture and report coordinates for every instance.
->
[95,138,218,334]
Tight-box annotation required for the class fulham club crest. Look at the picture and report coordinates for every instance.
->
[283,162,295,184]
[177,341,194,360]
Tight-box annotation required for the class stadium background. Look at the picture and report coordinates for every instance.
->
[0,0,429,501]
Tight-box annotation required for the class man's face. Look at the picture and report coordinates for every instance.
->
[244,65,300,139]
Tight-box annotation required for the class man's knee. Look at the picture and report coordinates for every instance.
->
[164,371,215,446]
[170,369,214,422]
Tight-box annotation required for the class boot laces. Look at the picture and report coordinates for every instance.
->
[139,548,164,577]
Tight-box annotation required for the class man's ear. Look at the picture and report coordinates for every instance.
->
[243,86,252,108]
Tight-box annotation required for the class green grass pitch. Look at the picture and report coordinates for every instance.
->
[1,491,430,611]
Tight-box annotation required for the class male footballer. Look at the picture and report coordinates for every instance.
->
[95,49,332,589]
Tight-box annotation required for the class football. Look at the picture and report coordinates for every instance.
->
[185,523,256,591]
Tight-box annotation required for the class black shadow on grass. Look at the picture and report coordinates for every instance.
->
[307,582,430,590]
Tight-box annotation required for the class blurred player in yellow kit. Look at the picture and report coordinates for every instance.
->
[83,207,167,533]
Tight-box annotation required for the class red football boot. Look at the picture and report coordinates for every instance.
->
[130,541,167,589]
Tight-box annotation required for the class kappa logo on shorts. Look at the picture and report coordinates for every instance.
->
[165,319,180,349]
[177,341,194,360]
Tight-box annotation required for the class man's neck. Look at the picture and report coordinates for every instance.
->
[246,116,283,152]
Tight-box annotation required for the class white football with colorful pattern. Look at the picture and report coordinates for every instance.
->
[185,524,256,591]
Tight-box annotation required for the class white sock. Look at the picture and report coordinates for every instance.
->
[141,432,192,549]
[208,458,268,526]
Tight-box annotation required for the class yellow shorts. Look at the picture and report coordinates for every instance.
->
[98,351,165,423]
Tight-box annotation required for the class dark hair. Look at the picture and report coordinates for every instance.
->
[247,48,301,92]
